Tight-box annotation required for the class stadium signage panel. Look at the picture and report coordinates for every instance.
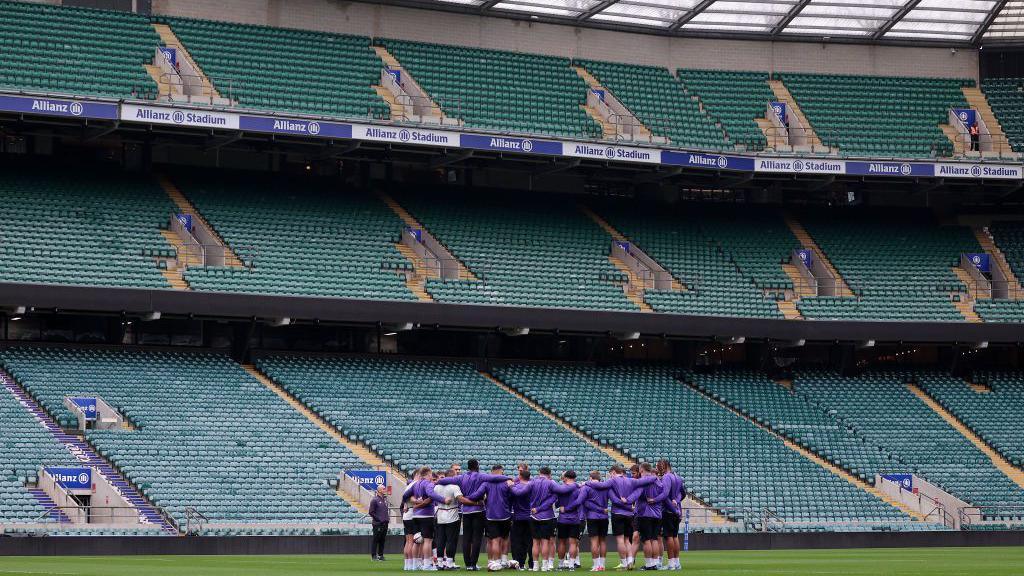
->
[882,473,913,491]
[845,161,933,177]
[120,104,240,129]
[934,163,1022,180]
[69,397,98,421]
[662,151,756,171]
[460,134,562,155]
[352,124,458,147]
[754,158,846,174]
[0,94,117,120]
[45,466,92,490]
[345,470,387,491]
[238,115,352,139]
[4,94,1020,181]
[563,142,661,163]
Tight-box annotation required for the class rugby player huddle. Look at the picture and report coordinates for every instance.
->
[401,459,686,572]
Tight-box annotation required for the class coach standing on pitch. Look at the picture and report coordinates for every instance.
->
[369,484,390,561]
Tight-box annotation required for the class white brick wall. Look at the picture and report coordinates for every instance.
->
[149,0,979,81]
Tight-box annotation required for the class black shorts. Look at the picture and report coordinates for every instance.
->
[531,518,555,539]
[404,519,417,536]
[637,517,660,542]
[586,518,609,538]
[557,522,580,540]
[610,514,633,536]
[414,517,435,540]
[661,513,681,537]
[486,519,512,539]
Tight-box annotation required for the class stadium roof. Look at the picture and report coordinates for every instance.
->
[364,0,1024,46]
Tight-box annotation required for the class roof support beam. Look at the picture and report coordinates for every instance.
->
[771,0,813,36]
[480,0,502,10]
[578,0,621,20]
[872,0,922,40]
[972,0,1009,45]
[669,0,716,31]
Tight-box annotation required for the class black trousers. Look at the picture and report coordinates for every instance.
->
[511,518,534,569]
[371,522,388,558]
[436,519,461,560]
[462,512,485,568]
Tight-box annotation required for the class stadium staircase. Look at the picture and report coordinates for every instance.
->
[780,263,814,317]
[372,46,448,124]
[242,363,405,514]
[939,123,968,156]
[572,66,651,140]
[963,86,1016,158]
[482,370,730,524]
[0,371,179,534]
[909,384,1024,490]
[766,79,827,152]
[783,213,852,297]
[974,227,1023,298]
[151,23,223,102]
[950,267,982,322]
[377,192,478,283]
[580,205,685,311]
[159,176,244,268]
[26,489,72,524]
[158,230,194,290]
[684,378,928,522]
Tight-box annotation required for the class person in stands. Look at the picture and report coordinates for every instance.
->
[370,484,390,562]
[970,121,980,152]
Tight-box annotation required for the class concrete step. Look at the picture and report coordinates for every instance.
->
[776,299,802,320]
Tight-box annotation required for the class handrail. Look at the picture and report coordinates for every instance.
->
[185,505,208,535]
[158,72,236,104]
[34,504,147,525]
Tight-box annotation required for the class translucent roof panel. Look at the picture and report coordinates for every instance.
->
[984,1,1024,40]
[385,0,1024,44]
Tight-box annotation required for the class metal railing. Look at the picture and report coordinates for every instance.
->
[959,505,1024,529]
[184,506,208,536]
[761,125,838,155]
[393,93,462,125]
[157,72,237,104]
[34,505,146,526]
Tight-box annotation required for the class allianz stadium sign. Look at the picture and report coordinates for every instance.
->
[1,92,1020,181]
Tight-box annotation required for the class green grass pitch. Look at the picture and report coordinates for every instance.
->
[2,548,1024,575]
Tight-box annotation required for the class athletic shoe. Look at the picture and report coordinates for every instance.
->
[613,564,626,571]
[508,561,521,570]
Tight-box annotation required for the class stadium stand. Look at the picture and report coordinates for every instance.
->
[0,347,366,533]
[0,168,173,290]
[779,74,972,158]
[677,69,774,151]
[255,355,616,476]
[794,369,1024,514]
[395,190,638,311]
[170,172,417,301]
[157,16,387,119]
[592,203,788,318]
[920,372,1024,469]
[576,60,727,149]
[494,364,931,531]
[0,377,75,526]
[689,369,897,484]
[381,39,600,138]
[980,78,1024,153]
[0,0,159,99]
[794,210,979,321]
